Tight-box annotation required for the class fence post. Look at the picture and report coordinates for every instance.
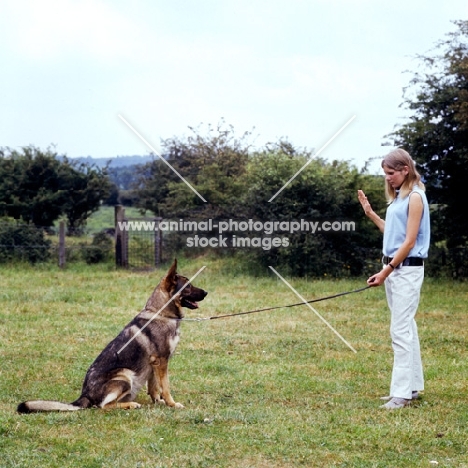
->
[154,217,162,267]
[59,221,66,269]
[115,205,128,268]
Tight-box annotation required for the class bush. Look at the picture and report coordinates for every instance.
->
[0,222,51,264]
[425,244,468,278]
[82,231,113,264]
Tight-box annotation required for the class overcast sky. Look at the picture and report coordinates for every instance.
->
[1,0,467,173]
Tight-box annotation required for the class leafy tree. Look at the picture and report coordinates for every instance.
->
[0,146,111,230]
[387,20,468,257]
[59,160,112,233]
[0,147,63,226]
[133,121,252,219]
[132,125,386,276]
[132,158,174,216]
[242,145,385,276]
[103,182,120,206]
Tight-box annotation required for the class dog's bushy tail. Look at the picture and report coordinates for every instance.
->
[17,400,82,413]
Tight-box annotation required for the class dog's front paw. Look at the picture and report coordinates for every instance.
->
[149,393,166,405]
[127,402,142,409]
[174,402,184,409]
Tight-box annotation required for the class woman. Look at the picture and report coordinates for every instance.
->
[358,148,430,410]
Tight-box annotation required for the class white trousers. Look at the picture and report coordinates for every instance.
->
[384,266,425,399]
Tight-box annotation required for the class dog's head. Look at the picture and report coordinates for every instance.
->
[147,259,208,318]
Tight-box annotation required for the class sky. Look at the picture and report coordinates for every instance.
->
[1,0,467,174]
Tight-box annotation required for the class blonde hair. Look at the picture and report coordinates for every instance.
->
[381,148,425,202]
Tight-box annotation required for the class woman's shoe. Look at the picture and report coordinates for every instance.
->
[380,397,411,409]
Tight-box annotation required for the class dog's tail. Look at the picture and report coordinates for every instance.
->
[17,400,83,413]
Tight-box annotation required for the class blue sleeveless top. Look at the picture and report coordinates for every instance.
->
[382,185,430,258]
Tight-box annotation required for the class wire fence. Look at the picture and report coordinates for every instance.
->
[0,221,111,266]
[117,216,162,269]
[0,216,466,277]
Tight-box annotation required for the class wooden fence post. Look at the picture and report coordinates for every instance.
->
[115,205,128,268]
[59,221,66,269]
[154,217,162,267]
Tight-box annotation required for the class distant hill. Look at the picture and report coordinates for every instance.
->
[66,155,154,168]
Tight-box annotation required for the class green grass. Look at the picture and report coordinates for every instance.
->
[0,259,467,467]
[86,205,150,235]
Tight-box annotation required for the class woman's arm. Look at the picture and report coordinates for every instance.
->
[357,190,385,233]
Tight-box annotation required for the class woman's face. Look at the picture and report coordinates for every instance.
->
[383,164,408,189]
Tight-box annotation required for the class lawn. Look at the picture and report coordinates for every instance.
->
[0,258,467,467]
[84,205,146,235]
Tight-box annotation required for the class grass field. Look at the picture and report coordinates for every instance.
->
[86,205,145,235]
[0,258,467,467]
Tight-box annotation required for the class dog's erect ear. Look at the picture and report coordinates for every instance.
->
[161,258,178,292]
[146,259,178,310]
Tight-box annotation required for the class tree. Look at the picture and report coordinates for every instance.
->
[387,20,468,255]
[132,158,174,216]
[242,145,385,276]
[132,125,385,276]
[133,121,253,219]
[0,147,64,226]
[58,159,112,233]
[0,146,111,231]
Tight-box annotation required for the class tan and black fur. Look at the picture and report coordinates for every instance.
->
[17,259,207,413]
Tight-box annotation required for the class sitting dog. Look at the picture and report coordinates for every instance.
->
[17,259,207,413]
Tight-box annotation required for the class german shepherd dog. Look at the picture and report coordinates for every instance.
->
[17,260,207,413]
